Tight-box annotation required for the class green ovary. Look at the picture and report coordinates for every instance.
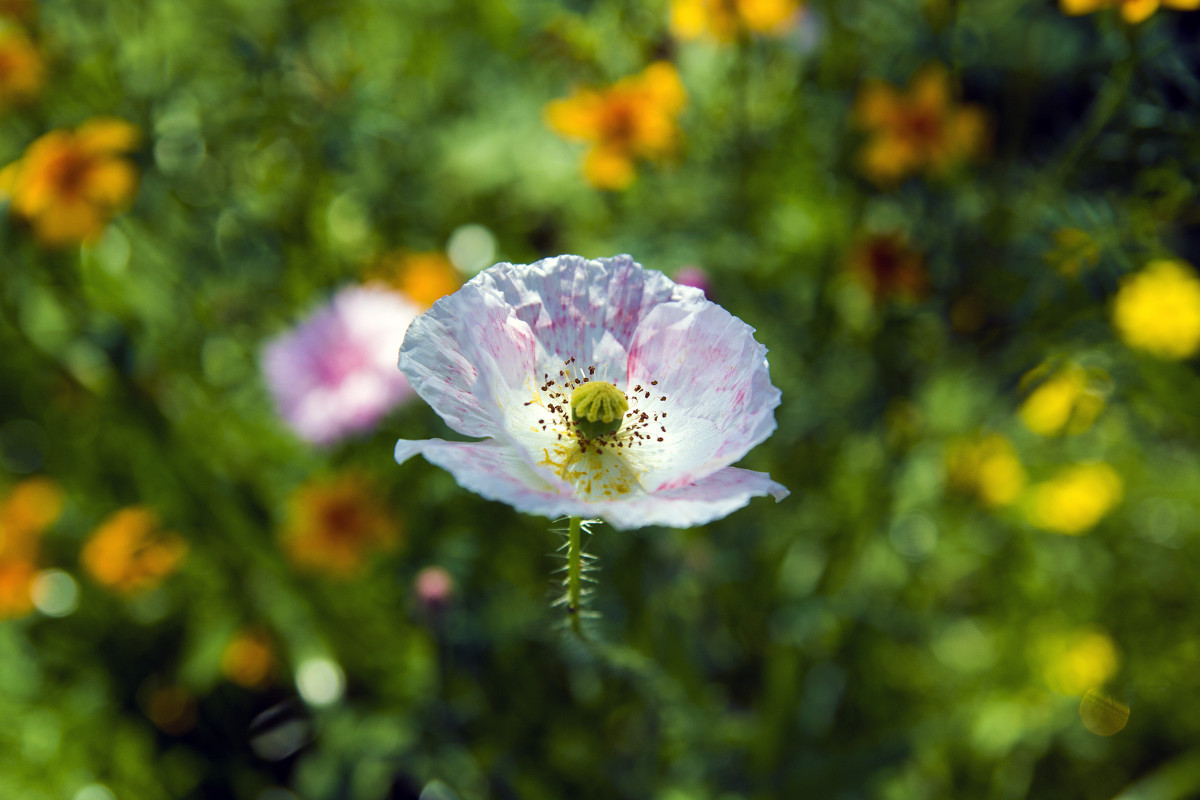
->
[570,381,628,439]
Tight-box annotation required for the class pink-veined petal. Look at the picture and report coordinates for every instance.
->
[395,255,788,528]
[473,254,705,380]
[394,440,786,530]
[395,438,596,519]
[599,466,788,529]
[625,301,781,491]
[398,281,539,438]
[398,255,707,463]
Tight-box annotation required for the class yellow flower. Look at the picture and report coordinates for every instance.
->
[1112,260,1200,360]
[945,434,1026,508]
[854,64,987,186]
[0,477,64,618]
[281,475,399,577]
[0,118,140,246]
[1035,628,1119,695]
[0,26,42,107]
[221,628,276,690]
[1060,0,1199,24]
[371,250,462,308]
[545,62,686,190]
[82,507,187,594]
[1029,463,1122,535]
[670,0,801,41]
[1018,364,1106,437]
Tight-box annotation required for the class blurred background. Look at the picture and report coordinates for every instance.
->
[2,0,1200,797]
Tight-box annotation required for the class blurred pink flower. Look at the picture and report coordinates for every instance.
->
[672,265,711,296]
[263,285,420,445]
[415,565,455,609]
[393,255,787,529]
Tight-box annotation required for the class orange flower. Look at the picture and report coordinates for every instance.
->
[0,118,140,246]
[845,233,927,302]
[221,628,277,689]
[1060,0,1199,23]
[281,475,399,577]
[0,26,42,106]
[0,477,64,618]
[370,250,462,308]
[854,65,987,186]
[81,507,187,594]
[670,0,802,41]
[545,62,686,190]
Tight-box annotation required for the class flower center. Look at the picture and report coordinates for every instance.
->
[570,381,628,439]
[524,359,670,499]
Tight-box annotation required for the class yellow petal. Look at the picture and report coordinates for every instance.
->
[583,146,635,190]
[947,106,988,163]
[860,136,918,185]
[738,0,800,33]
[1162,0,1200,8]
[669,0,709,39]
[32,197,105,246]
[0,160,20,197]
[910,65,951,115]
[1120,0,1160,21]
[630,110,677,156]
[854,82,900,129]
[83,158,139,208]
[637,61,686,112]
[1060,0,1110,13]
[545,94,603,141]
[76,118,141,154]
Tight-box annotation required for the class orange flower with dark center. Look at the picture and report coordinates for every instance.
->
[854,65,987,186]
[0,118,140,246]
[0,27,42,106]
[81,507,187,594]
[282,475,399,577]
[845,233,927,302]
[545,62,686,190]
[0,477,64,618]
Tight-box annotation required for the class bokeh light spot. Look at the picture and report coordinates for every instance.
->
[419,780,461,800]
[296,657,345,706]
[1079,688,1130,736]
[31,569,78,617]
[447,224,496,275]
[73,785,115,800]
[250,701,312,760]
[889,513,938,561]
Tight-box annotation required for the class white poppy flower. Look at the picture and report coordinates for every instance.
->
[394,255,787,529]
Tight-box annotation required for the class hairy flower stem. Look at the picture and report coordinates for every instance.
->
[567,516,584,636]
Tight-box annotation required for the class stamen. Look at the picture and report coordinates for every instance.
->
[529,359,670,494]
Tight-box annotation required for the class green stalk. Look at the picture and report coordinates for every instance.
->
[566,516,583,636]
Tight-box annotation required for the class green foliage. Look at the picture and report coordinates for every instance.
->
[2,0,1200,798]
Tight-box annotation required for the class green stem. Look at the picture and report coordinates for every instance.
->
[566,516,583,635]
[1045,26,1137,190]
